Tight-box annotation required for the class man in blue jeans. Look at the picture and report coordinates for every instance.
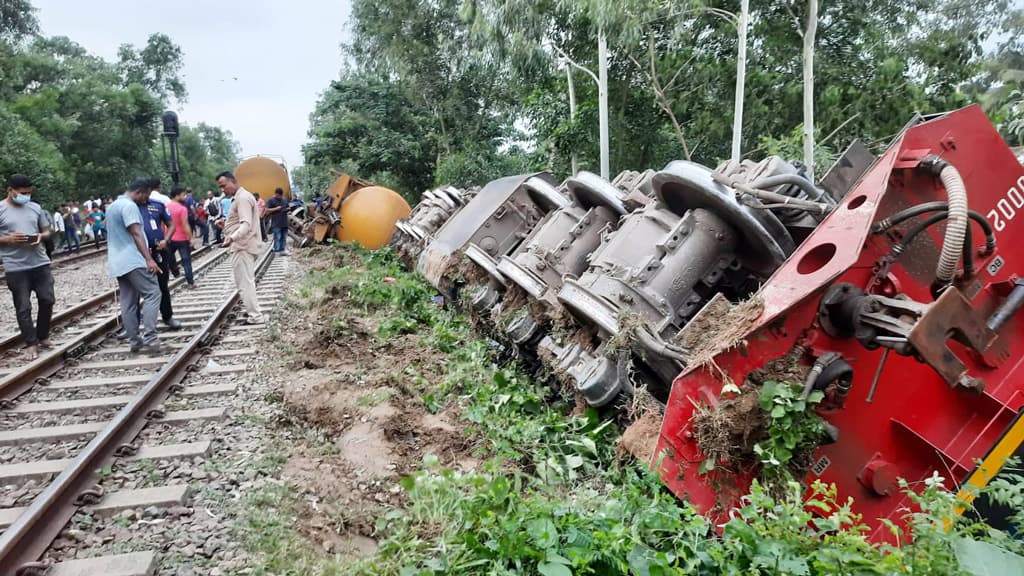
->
[108,178,162,354]
[62,205,80,253]
[265,187,289,255]
[0,175,55,360]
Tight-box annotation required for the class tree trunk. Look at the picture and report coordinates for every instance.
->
[566,63,578,176]
[803,0,818,181]
[598,29,610,179]
[731,0,749,161]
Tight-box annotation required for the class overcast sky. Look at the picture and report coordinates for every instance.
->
[31,0,354,172]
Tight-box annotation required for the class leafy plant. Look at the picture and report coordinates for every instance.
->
[753,381,826,482]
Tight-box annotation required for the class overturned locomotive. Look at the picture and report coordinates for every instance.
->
[390,104,1024,540]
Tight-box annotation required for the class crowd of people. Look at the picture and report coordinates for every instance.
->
[0,170,287,359]
[40,185,278,256]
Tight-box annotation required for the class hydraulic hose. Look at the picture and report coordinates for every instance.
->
[635,326,689,365]
[874,203,995,256]
[871,201,949,233]
[886,210,995,280]
[747,173,835,205]
[932,160,969,286]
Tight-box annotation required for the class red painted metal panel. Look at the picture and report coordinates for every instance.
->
[656,105,1024,541]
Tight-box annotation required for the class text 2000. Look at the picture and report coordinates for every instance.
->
[987,177,1024,232]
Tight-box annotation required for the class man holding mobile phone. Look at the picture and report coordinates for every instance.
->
[0,174,54,360]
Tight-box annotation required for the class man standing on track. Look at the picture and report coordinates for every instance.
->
[51,205,65,251]
[0,175,55,360]
[168,187,196,289]
[265,187,289,255]
[216,171,264,324]
[204,190,221,244]
[62,204,80,254]
[108,179,162,354]
[134,185,182,330]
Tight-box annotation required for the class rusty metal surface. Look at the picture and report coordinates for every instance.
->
[908,287,998,390]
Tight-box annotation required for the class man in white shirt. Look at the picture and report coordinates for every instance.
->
[52,207,65,250]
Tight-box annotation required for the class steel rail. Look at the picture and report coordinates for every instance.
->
[0,249,275,575]
[0,242,108,283]
[0,245,215,356]
[0,246,226,402]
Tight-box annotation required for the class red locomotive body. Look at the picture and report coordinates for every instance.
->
[655,105,1024,540]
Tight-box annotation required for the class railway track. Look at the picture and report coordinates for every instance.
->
[0,248,287,575]
[0,245,217,371]
[0,243,108,283]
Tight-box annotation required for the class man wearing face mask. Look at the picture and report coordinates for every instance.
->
[0,175,54,360]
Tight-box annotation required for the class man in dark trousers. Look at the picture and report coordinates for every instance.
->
[0,175,55,360]
[107,179,161,354]
[139,185,182,329]
[265,187,289,255]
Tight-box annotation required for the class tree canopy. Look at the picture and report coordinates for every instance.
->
[0,2,238,208]
[302,0,1023,201]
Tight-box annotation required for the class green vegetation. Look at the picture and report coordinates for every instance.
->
[302,0,1024,201]
[0,1,238,205]
[753,381,826,482]
[247,245,1024,575]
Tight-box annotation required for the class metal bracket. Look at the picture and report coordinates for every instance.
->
[73,485,105,506]
[908,288,997,391]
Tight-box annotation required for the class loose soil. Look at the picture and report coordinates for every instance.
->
[691,382,768,469]
[676,293,764,367]
[617,409,664,464]
[273,250,478,558]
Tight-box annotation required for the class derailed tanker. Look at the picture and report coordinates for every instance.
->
[303,173,413,250]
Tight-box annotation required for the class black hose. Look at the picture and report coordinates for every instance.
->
[888,210,996,281]
[871,201,949,233]
[967,210,997,255]
[874,202,996,256]
[894,212,949,253]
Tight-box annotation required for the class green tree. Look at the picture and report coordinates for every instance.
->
[117,33,187,104]
[0,0,37,41]
[0,2,232,205]
[303,74,438,200]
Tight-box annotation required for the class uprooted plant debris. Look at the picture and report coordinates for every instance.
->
[692,348,825,489]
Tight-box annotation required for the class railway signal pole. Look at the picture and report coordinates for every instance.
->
[161,111,181,185]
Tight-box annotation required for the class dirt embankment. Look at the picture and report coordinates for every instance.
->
[273,252,477,557]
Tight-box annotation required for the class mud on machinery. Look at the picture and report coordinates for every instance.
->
[387,104,1024,540]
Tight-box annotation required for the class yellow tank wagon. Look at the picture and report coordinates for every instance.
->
[235,156,291,201]
[307,172,412,250]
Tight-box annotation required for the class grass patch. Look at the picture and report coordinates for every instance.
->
[356,388,396,408]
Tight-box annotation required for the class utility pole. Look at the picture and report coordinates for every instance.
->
[597,30,610,179]
[803,0,819,181]
[161,111,181,185]
[566,63,578,176]
[731,0,749,161]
